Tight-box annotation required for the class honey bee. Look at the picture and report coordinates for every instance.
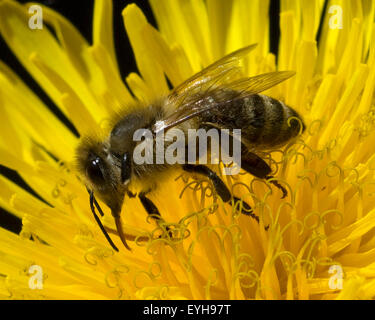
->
[76,44,305,252]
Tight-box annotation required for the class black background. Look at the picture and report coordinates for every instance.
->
[0,0,325,234]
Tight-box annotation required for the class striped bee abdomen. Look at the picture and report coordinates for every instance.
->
[250,94,305,148]
[200,93,305,149]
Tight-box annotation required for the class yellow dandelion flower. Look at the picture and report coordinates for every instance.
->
[0,0,375,300]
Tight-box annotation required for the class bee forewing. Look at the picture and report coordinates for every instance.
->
[168,44,258,105]
[154,46,296,134]
[155,70,296,133]
[227,70,296,96]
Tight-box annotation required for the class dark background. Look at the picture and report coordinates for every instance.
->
[0,0,327,234]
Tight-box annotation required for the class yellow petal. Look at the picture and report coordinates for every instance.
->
[122,4,168,99]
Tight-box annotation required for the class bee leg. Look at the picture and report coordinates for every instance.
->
[182,164,261,224]
[232,196,258,221]
[241,151,288,199]
[139,191,173,238]
[265,176,288,199]
[201,124,287,198]
[139,191,162,221]
[182,164,231,202]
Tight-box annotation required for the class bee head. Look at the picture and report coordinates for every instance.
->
[76,137,131,218]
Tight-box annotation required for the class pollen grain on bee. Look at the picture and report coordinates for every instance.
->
[132,128,242,175]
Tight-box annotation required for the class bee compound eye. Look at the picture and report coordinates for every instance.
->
[86,157,105,184]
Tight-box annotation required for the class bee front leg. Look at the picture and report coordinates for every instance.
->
[138,191,172,238]
[139,190,162,222]
[182,164,261,224]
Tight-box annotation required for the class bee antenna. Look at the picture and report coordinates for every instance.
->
[87,189,119,252]
[93,195,105,217]
[85,187,105,217]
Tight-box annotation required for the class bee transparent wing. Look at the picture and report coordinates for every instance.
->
[223,71,295,96]
[154,70,295,133]
[168,44,258,107]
